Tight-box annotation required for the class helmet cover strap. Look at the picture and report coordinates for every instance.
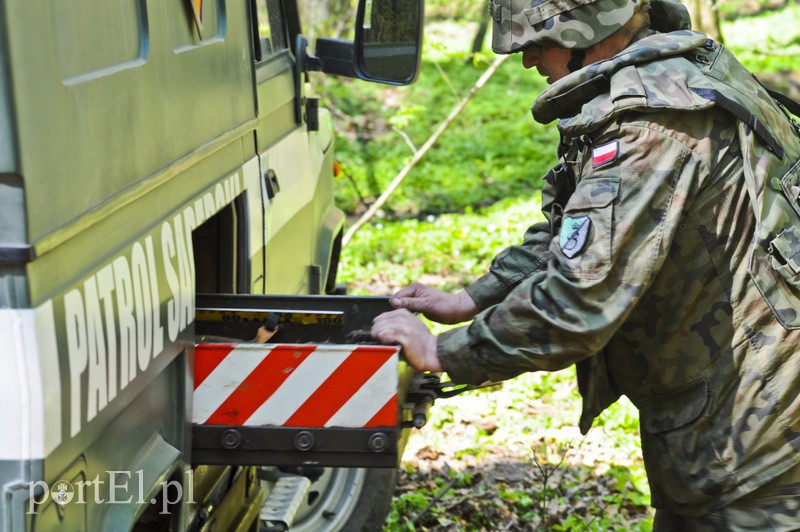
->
[568,48,587,72]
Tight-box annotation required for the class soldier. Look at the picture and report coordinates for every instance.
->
[371,0,800,528]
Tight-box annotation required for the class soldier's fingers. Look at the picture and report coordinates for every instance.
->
[371,325,398,344]
[392,282,425,299]
[390,296,425,311]
[372,318,416,346]
[373,308,410,323]
[370,317,394,341]
[372,310,410,338]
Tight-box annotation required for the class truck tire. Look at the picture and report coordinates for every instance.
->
[290,467,396,532]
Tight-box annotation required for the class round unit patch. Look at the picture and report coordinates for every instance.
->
[560,216,592,258]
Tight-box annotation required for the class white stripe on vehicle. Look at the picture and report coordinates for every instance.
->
[324,354,397,427]
[244,348,350,426]
[0,302,61,460]
[192,346,268,423]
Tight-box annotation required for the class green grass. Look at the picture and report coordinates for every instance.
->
[340,197,544,293]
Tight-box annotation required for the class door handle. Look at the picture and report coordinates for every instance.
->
[264,168,280,199]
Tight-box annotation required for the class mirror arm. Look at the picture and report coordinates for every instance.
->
[314,38,357,78]
[306,56,324,72]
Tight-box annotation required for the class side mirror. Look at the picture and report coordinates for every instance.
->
[313,0,423,86]
[354,0,424,85]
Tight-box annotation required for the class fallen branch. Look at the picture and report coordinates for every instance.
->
[342,55,510,246]
[410,476,459,524]
[392,126,418,154]
[442,489,486,511]
[435,60,462,101]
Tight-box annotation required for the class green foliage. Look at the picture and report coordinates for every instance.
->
[717,0,792,20]
[321,53,553,217]
[722,1,800,73]
[423,0,485,22]
[340,197,544,293]
[384,490,429,530]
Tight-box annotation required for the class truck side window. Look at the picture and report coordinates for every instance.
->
[254,0,288,61]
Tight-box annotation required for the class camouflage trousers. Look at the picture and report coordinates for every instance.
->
[653,461,800,531]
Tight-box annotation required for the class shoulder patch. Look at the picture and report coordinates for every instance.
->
[592,140,619,168]
[560,216,592,258]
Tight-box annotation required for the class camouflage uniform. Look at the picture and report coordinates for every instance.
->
[437,13,800,523]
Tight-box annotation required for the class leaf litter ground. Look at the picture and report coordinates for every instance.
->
[387,374,654,530]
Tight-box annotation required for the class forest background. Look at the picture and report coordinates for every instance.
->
[305,0,800,529]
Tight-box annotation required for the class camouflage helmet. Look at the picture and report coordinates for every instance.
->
[490,0,641,54]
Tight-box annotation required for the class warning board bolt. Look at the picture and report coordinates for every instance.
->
[294,431,316,451]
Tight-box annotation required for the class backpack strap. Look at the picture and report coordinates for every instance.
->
[753,75,800,137]
[690,87,785,159]
[762,84,800,119]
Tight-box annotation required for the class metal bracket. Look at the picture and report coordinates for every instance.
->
[401,373,499,429]
[410,373,499,400]
[192,425,401,468]
[0,244,35,266]
[260,475,312,529]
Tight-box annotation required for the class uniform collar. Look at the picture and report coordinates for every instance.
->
[531,30,709,124]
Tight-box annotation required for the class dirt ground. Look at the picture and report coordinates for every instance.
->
[390,384,653,530]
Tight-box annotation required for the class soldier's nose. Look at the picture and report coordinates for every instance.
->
[522,48,541,69]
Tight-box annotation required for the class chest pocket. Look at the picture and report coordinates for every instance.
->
[750,157,800,329]
[557,177,620,279]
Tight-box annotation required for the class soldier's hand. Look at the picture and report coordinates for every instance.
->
[390,282,478,324]
[371,309,442,372]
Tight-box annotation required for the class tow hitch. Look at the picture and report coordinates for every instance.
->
[402,373,497,429]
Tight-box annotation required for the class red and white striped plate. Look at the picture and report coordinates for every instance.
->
[193,343,400,428]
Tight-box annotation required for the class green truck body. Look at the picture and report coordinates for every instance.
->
[0,0,423,529]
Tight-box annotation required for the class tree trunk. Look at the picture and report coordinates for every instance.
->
[685,0,724,44]
[465,3,490,63]
[470,19,489,55]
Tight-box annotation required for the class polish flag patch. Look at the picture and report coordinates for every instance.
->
[592,140,619,168]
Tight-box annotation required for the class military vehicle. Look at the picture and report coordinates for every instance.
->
[0,0,428,529]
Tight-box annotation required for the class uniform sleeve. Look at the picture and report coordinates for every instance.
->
[439,122,703,385]
[465,173,566,310]
[464,220,553,309]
